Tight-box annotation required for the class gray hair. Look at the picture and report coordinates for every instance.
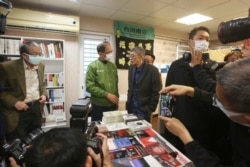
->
[130,47,145,57]
[216,57,250,113]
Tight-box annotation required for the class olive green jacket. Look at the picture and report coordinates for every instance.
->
[0,58,47,132]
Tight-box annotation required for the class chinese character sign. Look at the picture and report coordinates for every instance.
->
[114,21,155,69]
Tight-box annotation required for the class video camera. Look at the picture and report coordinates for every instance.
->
[84,122,103,167]
[84,122,102,154]
[2,129,44,167]
[218,8,250,44]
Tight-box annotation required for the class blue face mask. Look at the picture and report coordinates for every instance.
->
[24,53,42,65]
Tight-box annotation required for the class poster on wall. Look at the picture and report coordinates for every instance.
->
[114,21,154,69]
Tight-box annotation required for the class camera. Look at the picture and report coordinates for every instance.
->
[217,8,250,44]
[85,122,102,154]
[3,129,44,167]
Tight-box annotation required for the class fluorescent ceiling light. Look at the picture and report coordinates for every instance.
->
[69,0,81,3]
[175,13,213,25]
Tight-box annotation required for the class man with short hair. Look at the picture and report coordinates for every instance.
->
[9,127,113,167]
[144,52,155,65]
[126,47,162,122]
[159,57,250,166]
[0,41,47,141]
[86,41,119,121]
[165,26,231,165]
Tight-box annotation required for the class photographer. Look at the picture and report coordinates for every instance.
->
[159,57,250,166]
[7,128,113,167]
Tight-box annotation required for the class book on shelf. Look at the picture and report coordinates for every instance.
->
[38,42,63,58]
[43,102,65,122]
[47,89,64,102]
[0,38,20,55]
[44,72,64,87]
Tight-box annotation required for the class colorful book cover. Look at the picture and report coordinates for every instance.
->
[144,144,168,156]
[114,137,132,148]
[109,149,128,160]
[125,145,142,159]
[135,128,156,138]
[112,157,131,167]
[104,129,134,138]
[107,138,117,150]
[139,137,158,147]
[154,153,182,167]
[130,155,162,167]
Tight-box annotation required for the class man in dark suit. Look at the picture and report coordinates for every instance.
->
[126,47,162,122]
[0,41,47,141]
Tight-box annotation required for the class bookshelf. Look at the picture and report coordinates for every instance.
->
[0,35,66,130]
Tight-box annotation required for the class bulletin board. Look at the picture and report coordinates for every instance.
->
[153,36,186,73]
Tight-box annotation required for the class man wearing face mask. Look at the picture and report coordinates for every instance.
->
[0,41,47,141]
[164,26,231,165]
[159,57,250,166]
[86,41,119,121]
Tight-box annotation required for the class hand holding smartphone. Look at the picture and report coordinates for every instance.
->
[160,93,173,117]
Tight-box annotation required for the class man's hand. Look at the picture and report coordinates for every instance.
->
[8,157,21,167]
[87,133,113,167]
[14,101,28,111]
[39,95,47,103]
[159,116,193,144]
[106,93,119,105]
[159,84,195,98]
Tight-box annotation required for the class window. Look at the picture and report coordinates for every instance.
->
[79,32,112,97]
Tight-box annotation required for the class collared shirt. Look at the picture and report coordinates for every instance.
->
[130,63,145,116]
[23,60,40,103]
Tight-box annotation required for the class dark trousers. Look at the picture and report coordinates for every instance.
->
[91,104,117,121]
[6,101,42,141]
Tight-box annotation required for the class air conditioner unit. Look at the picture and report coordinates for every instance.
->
[6,8,80,35]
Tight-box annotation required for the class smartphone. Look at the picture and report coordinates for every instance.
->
[160,93,173,117]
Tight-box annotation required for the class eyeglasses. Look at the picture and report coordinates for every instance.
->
[129,53,140,59]
[213,95,244,117]
[23,53,42,57]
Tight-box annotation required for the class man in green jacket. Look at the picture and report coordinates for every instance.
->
[86,41,119,121]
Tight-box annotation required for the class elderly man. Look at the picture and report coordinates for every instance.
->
[126,47,162,122]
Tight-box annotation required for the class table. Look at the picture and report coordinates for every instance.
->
[95,118,194,167]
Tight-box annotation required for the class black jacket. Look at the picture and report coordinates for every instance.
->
[165,58,231,164]
[185,88,250,167]
[126,63,162,121]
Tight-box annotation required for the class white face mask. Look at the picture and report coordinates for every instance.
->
[24,53,42,65]
[194,40,209,51]
[104,53,112,61]
[213,96,250,127]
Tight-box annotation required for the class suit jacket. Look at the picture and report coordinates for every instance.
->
[0,58,47,132]
[126,63,162,118]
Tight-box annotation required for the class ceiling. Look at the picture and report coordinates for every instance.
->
[4,0,250,39]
